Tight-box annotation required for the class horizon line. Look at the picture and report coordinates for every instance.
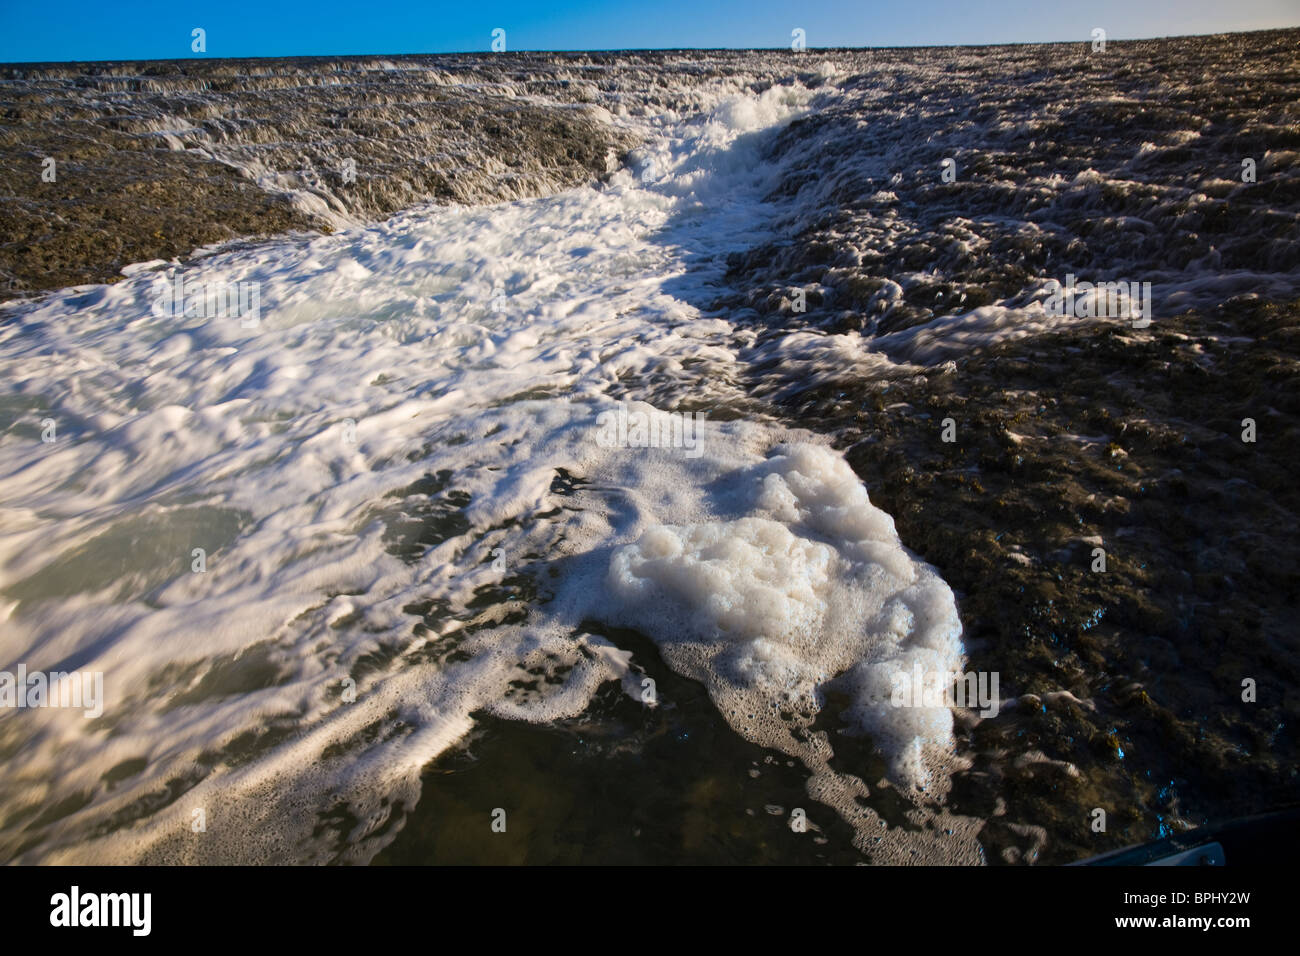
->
[2,24,1295,67]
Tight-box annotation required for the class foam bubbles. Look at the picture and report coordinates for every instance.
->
[600,443,964,790]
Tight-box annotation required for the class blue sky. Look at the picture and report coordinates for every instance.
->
[0,0,1296,62]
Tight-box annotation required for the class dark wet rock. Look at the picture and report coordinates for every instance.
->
[0,54,679,294]
[723,28,1300,335]
[768,298,1300,862]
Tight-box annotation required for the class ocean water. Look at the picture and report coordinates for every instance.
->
[1,35,1297,864]
[0,77,972,863]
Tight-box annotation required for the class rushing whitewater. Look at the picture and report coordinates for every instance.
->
[0,79,980,863]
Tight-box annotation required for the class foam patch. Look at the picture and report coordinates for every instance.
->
[603,443,964,788]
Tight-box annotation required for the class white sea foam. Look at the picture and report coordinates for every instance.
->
[0,76,991,864]
[603,442,965,788]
